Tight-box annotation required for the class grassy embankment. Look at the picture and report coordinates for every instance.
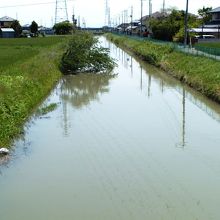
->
[0,37,69,147]
[106,34,220,103]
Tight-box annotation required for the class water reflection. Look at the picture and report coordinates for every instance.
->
[60,74,116,109]
[176,87,186,148]
[111,43,220,149]
[1,37,220,220]
[115,41,220,120]
[60,73,116,136]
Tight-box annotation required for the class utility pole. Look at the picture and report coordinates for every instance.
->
[78,16,81,29]
[162,0,165,15]
[149,0,152,17]
[105,0,109,26]
[184,0,189,47]
[108,7,111,28]
[130,6,133,35]
[140,0,143,36]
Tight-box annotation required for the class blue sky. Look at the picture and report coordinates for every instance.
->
[0,0,219,27]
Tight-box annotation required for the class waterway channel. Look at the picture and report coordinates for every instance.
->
[0,37,220,220]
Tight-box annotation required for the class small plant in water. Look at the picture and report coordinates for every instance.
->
[36,103,58,116]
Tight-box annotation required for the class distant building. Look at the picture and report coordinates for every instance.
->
[0,28,15,38]
[22,24,31,31]
[38,26,55,35]
[0,16,16,28]
[190,7,220,39]
[209,7,220,24]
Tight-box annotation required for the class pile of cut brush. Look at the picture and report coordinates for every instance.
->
[60,31,115,74]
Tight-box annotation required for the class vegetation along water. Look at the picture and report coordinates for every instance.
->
[0,36,68,147]
[106,33,220,103]
[0,33,114,148]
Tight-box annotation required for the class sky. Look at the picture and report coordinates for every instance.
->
[0,0,219,27]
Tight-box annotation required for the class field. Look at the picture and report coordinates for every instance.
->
[197,42,220,48]
[195,42,220,56]
[0,36,69,147]
[0,37,66,71]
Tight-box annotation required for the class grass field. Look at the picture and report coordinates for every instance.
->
[0,37,66,71]
[197,42,220,48]
[0,36,69,147]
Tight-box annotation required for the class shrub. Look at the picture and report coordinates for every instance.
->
[60,32,115,74]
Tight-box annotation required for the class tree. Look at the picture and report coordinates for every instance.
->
[53,21,73,35]
[198,7,212,25]
[149,9,199,42]
[30,21,38,36]
[149,10,184,41]
[11,20,22,37]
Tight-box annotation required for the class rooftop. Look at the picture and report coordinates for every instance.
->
[210,7,220,13]
[0,16,16,22]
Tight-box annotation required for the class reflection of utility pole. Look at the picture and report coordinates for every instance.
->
[140,66,143,90]
[62,96,69,137]
[148,75,151,98]
[181,88,186,147]
[160,79,164,93]
[130,57,133,77]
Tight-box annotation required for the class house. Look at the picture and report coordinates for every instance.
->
[0,28,15,38]
[38,26,55,35]
[116,23,130,33]
[0,16,16,28]
[190,7,220,39]
[209,7,220,24]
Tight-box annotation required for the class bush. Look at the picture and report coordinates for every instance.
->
[60,32,115,74]
[53,21,73,35]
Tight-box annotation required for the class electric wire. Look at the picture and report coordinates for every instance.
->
[0,0,75,9]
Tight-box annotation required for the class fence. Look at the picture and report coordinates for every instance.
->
[194,45,220,56]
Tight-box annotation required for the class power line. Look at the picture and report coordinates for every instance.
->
[55,0,68,24]
[0,0,74,9]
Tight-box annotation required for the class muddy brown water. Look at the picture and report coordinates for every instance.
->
[0,37,220,220]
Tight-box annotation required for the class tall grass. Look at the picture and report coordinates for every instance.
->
[0,37,68,147]
[107,34,220,103]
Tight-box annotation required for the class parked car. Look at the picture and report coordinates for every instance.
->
[195,35,216,39]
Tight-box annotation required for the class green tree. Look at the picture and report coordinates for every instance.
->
[149,9,199,42]
[11,20,22,37]
[30,21,38,36]
[53,21,73,35]
[149,10,184,41]
[198,7,212,25]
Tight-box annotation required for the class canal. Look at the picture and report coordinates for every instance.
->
[0,37,220,220]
